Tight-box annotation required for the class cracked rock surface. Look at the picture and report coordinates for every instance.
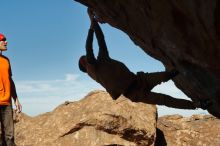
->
[14,91,220,145]
[15,91,157,146]
[156,114,220,146]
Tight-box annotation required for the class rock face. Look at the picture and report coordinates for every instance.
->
[15,91,157,146]
[157,114,220,146]
[14,91,220,146]
[75,0,220,118]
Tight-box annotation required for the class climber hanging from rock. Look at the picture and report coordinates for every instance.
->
[78,8,212,110]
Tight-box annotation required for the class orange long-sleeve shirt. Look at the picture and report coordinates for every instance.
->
[0,55,12,105]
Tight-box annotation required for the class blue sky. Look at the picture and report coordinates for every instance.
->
[0,0,207,116]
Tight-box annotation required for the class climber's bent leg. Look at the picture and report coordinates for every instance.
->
[136,70,179,90]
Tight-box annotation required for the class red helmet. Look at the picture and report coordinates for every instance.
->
[0,33,6,41]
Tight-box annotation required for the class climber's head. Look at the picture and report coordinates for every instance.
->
[0,33,7,51]
[78,55,87,73]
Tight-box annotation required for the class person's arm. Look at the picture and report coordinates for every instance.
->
[86,25,96,64]
[93,20,110,60]
[86,8,96,64]
[10,78,22,113]
[9,64,22,113]
[10,78,17,100]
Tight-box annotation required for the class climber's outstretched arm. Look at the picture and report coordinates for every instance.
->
[86,10,96,64]
[93,20,110,60]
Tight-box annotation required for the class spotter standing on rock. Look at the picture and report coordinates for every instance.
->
[0,33,22,146]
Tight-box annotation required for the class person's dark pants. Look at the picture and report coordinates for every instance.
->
[0,105,16,146]
[139,71,176,90]
[125,71,196,109]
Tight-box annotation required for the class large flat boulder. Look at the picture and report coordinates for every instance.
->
[15,91,157,146]
[14,91,220,145]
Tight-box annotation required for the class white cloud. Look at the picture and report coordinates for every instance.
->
[16,74,80,93]
[15,75,208,117]
[65,74,79,81]
[15,74,103,116]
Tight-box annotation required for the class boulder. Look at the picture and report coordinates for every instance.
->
[157,114,220,146]
[14,91,220,145]
[15,91,157,146]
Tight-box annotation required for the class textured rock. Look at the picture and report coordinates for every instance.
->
[13,91,220,145]
[156,114,220,146]
[75,0,220,118]
[15,91,157,146]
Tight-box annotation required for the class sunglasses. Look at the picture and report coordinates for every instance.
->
[0,38,6,42]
